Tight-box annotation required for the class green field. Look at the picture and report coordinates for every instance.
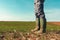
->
[0,21,60,32]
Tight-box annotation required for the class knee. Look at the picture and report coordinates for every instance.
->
[40,14,45,18]
[40,14,46,21]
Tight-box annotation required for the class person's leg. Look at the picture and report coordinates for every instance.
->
[32,0,46,33]
[33,14,46,34]
[31,13,40,32]
[37,3,46,33]
[35,17,40,30]
[39,3,46,33]
[42,16,46,33]
[40,15,46,33]
[31,0,41,32]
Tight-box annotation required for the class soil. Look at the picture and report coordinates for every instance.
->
[0,31,60,40]
[48,22,60,26]
[0,22,60,40]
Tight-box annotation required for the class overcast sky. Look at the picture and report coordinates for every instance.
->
[0,0,60,22]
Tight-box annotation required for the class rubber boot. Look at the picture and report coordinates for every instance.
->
[34,18,46,34]
[31,18,40,32]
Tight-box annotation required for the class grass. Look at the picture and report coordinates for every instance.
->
[0,21,60,32]
[47,22,60,31]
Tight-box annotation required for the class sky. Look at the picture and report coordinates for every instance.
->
[0,0,60,22]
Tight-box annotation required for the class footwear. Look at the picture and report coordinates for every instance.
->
[34,29,43,34]
[31,27,39,32]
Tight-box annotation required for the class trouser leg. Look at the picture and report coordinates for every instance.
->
[38,3,46,33]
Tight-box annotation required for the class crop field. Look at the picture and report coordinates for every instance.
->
[0,21,35,32]
[0,21,60,32]
[0,21,60,40]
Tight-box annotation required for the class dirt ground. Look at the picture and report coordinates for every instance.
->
[0,22,60,40]
[48,22,60,26]
[0,31,60,40]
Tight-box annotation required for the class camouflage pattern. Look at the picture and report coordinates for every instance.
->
[34,0,46,33]
[34,0,45,18]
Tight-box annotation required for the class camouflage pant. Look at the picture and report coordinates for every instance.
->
[34,0,45,18]
[34,0,46,33]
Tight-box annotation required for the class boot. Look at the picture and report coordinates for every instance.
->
[39,17,46,33]
[31,18,40,32]
[34,17,46,34]
[33,18,43,34]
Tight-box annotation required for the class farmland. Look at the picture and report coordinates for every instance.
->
[0,21,60,40]
[0,21,60,32]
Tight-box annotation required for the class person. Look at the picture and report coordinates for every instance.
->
[31,0,46,33]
